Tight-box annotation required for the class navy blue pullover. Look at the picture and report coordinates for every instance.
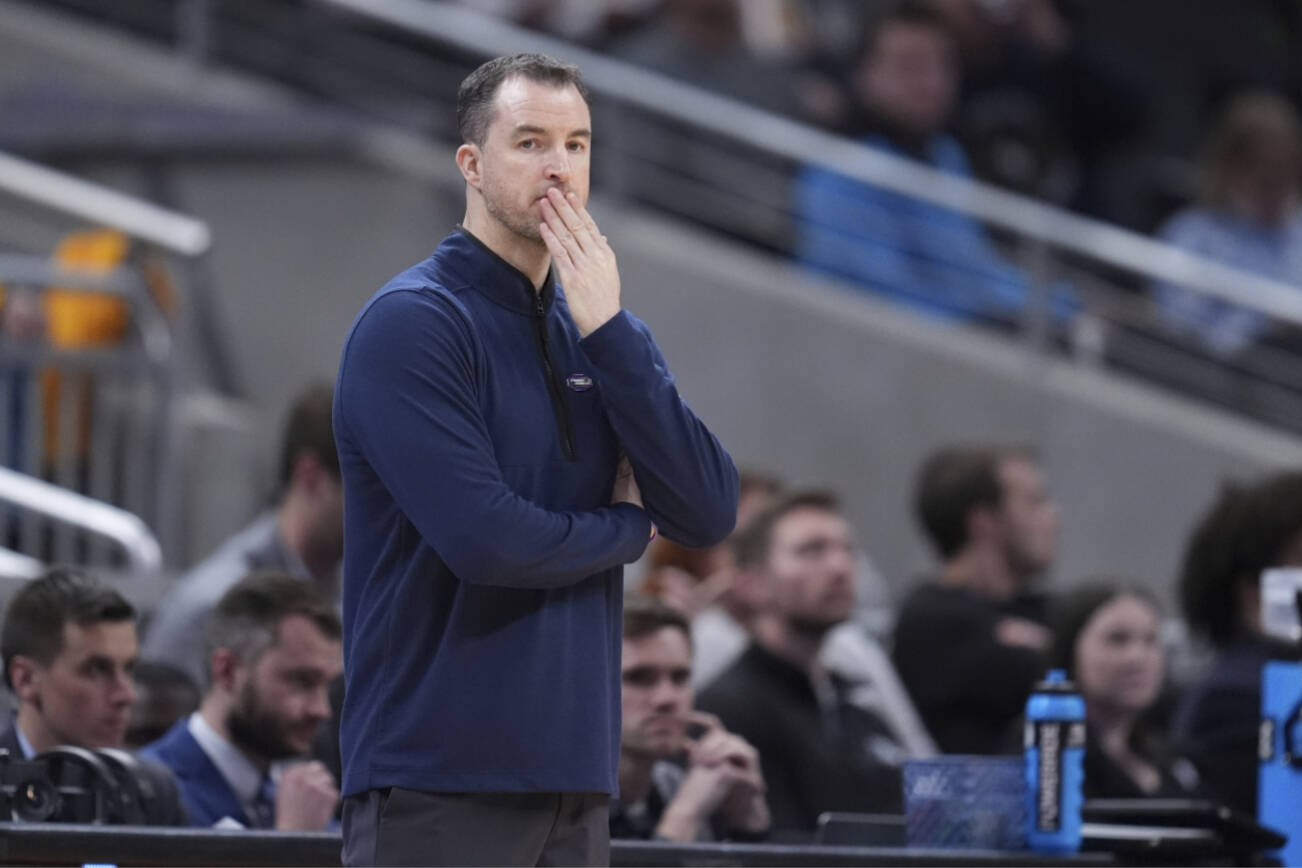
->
[334,229,738,797]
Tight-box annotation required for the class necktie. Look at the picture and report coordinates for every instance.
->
[248,775,276,829]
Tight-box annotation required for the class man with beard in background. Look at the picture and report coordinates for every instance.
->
[697,492,908,835]
[143,573,342,830]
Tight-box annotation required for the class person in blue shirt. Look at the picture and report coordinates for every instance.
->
[334,53,739,867]
[794,2,1072,328]
[1152,91,1302,358]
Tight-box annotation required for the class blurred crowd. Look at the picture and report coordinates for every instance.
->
[454,0,1302,366]
[4,379,1297,841]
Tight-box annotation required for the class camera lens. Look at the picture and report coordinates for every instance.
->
[11,776,58,822]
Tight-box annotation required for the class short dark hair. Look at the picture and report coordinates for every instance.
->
[1049,581,1159,677]
[2,567,136,690]
[623,594,691,644]
[278,382,338,491]
[914,446,1033,559]
[732,490,842,571]
[203,572,342,684]
[1179,471,1302,646]
[861,0,953,63]
[457,53,592,146]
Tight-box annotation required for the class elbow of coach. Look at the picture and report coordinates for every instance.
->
[659,494,739,550]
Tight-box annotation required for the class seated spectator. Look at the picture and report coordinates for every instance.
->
[697,492,915,836]
[793,1,1074,327]
[611,595,770,842]
[1153,92,1302,359]
[1049,583,1201,799]
[893,445,1058,754]
[1170,471,1302,816]
[142,573,342,830]
[677,471,900,690]
[144,382,343,686]
[0,567,185,824]
[126,661,200,750]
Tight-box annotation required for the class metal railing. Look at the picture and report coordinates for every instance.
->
[0,466,162,575]
[0,152,210,257]
[0,152,216,571]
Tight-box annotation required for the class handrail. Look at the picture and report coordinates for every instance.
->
[0,151,211,257]
[0,546,43,581]
[0,254,146,295]
[0,467,162,574]
[316,0,1302,326]
[0,253,174,364]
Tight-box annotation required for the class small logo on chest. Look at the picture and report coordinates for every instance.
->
[566,373,594,392]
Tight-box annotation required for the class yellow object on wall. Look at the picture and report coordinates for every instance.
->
[44,228,131,348]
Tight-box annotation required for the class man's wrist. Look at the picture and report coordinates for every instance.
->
[655,802,706,843]
[574,306,621,338]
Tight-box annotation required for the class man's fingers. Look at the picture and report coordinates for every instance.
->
[540,198,591,260]
[539,221,575,269]
[547,188,593,240]
[565,190,603,239]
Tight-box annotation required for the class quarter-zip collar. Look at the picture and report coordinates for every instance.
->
[442,226,556,315]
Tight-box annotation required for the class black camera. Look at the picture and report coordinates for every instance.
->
[0,746,173,824]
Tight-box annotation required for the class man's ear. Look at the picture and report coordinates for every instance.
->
[967,504,1000,544]
[731,566,773,610]
[8,656,41,704]
[208,647,242,693]
[290,451,326,495]
[456,143,482,189]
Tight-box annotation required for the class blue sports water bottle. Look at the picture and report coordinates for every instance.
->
[1025,669,1085,852]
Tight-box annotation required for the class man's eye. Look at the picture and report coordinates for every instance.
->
[519,139,537,149]
[567,142,586,153]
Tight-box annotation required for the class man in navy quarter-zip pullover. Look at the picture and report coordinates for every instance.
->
[334,53,739,867]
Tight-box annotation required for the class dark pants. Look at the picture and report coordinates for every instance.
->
[341,788,610,867]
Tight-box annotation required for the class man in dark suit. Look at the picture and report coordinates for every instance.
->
[0,567,185,824]
[142,572,341,829]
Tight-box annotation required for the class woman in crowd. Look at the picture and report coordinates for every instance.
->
[1050,583,1201,799]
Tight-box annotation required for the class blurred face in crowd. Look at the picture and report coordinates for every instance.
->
[225,615,342,761]
[11,620,138,751]
[857,20,958,136]
[459,75,592,244]
[1231,138,1301,227]
[766,507,857,636]
[1073,594,1164,718]
[620,626,693,759]
[994,456,1059,581]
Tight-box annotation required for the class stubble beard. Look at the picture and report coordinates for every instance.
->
[226,680,300,763]
[482,179,545,244]
[787,611,843,642]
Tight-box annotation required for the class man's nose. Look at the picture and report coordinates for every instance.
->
[544,146,572,183]
[650,678,683,710]
[306,685,332,721]
[113,671,137,706]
